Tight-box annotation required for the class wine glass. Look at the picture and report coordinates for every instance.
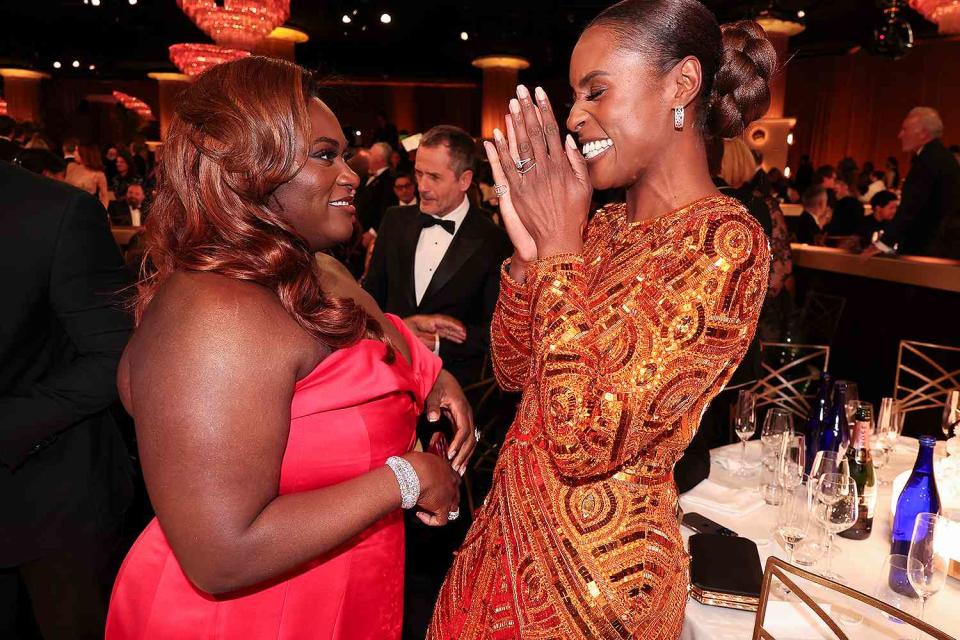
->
[810,450,850,482]
[942,390,960,452]
[779,435,806,490]
[872,554,920,633]
[814,472,858,582]
[778,483,809,564]
[907,513,950,636]
[761,408,793,449]
[733,390,757,476]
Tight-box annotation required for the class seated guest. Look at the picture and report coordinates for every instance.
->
[355,141,396,237]
[794,184,829,245]
[825,178,865,236]
[110,151,139,199]
[67,143,110,209]
[860,170,888,203]
[15,148,67,180]
[105,56,469,640]
[815,164,838,208]
[392,169,417,206]
[859,190,898,249]
[107,182,147,226]
[0,115,18,162]
[865,107,960,258]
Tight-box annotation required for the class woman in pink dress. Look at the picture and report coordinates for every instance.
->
[105,56,474,639]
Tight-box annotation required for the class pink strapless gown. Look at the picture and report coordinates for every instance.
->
[106,314,442,640]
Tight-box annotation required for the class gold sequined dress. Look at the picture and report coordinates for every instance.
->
[428,196,770,639]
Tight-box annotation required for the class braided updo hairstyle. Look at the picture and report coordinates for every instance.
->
[588,0,777,139]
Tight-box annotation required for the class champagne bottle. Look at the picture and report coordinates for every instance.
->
[803,371,832,472]
[816,380,851,456]
[838,403,876,540]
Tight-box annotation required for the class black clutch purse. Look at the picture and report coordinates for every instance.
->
[688,533,763,612]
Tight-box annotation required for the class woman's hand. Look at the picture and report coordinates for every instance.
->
[484,85,592,259]
[484,117,538,263]
[403,451,461,527]
[425,370,476,474]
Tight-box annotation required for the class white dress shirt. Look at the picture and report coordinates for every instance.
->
[399,196,418,207]
[414,196,469,306]
[130,206,142,227]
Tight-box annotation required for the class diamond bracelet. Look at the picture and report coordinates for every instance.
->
[385,456,420,510]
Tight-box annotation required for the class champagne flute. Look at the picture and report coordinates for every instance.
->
[778,483,810,565]
[907,513,950,639]
[942,390,960,453]
[779,435,805,490]
[734,390,757,477]
[814,472,858,582]
[761,408,793,449]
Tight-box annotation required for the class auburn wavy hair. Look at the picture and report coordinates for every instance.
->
[134,56,386,353]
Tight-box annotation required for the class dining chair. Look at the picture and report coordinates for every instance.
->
[752,557,952,640]
[893,340,960,417]
[749,342,831,421]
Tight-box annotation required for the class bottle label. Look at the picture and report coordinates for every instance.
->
[861,483,877,519]
[854,419,871,449]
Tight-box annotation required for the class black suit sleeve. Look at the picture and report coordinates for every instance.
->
[880,161,934,251]
[437,232,512,372]
[0,192,132,468]
[675,419,711,493]
[362,209,393,308]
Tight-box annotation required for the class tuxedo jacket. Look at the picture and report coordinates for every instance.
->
[0,162,133,565]
[0,138,20,163]
[883,138,960,258]
[108,200,144,227]
[355,170,397,233]
[363,205,512,385]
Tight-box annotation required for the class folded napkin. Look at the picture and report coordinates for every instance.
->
[681,478,766,516]
[712,442,763,473]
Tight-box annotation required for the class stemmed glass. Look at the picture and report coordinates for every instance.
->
[734,390,757,476]
[777,483,810,565]
[814,472,858,582]
[761,408,793,451]
[907,513,950,638]
[779,435,806,490]
[942,390,959,454]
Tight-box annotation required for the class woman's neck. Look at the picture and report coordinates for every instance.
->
[624,135,718,224]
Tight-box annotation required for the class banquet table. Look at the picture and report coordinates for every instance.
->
[679,438,959,640]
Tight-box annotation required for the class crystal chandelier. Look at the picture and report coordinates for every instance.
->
[168,43,251,77]
[169,0,288,77]
[112,90,155,120]
[909,0,960,34]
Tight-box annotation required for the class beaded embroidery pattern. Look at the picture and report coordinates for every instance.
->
[429,196,770,639]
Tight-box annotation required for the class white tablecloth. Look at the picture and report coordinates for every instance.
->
[679,439,959,639]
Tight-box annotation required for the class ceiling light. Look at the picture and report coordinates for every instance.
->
[53,61,61,69]
[72,60,80,68]
[380,13,391,24]
[91,0,100,5]
[352,9,358,15]
[129,0,137,4]
[787,132,794,145]
[89,64,96,70]
[355,130,361,136]
[460,31,469,41]
[342,14,351,24]
[784,166,791,178]
[797,10,805,18]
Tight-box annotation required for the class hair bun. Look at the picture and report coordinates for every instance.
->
[706,20,777,139]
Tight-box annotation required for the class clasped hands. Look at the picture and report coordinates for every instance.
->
[483,85,593,266]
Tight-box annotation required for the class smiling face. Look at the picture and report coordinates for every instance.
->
[566,26,675,191]
[271,98,360,251]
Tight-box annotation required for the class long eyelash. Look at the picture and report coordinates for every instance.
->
[586,88,606,101]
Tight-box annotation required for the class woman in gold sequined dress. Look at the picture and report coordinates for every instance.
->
[429,1,776,638]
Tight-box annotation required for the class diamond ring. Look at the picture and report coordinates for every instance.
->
[515,157,534,171]
[494,184,508,197]
[474,428,481,443]
[448,509,460,521]
[518,161,537,175]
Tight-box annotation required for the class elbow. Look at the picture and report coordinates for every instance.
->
[177,545,255,596]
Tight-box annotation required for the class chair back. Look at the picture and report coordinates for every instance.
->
[753,557,952,640]
[894,340,960,415]
[750,342,830,421]
[791,291,846,345]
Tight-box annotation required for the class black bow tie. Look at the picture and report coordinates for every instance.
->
[419,214,455,235]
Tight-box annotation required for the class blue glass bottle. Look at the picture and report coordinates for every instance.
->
[816,380,851,456]
[890,436,941,556]
[804,372,833,472]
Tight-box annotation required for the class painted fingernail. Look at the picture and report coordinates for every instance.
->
[516,85,530,99]
[428,411,439,421]
[448,449,456,460]
[493,128,504,142]
[535,86,546,102]
[566,134,577,149]
[509,98,520,114]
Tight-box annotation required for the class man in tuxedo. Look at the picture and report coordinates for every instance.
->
[392,170,418,207]
[865,107,960,259]
[0,116,19,163]
[364,125,512,388]
[0,162,133,638]
[355,141,397,238]
[791,185,829,245]
[107,182,147,226]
